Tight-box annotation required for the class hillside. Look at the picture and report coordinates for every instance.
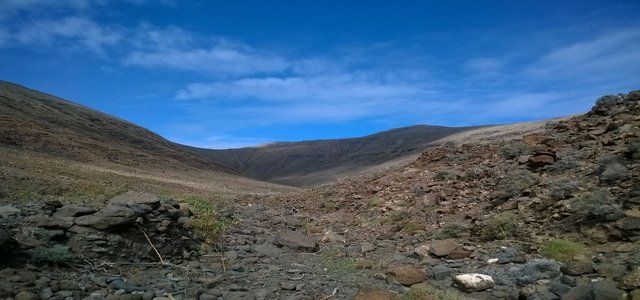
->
[0,81,296,200]
[196,125,480,186]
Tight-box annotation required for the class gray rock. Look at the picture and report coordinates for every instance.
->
[109,191,160,207]
[591,279,626,300]
[0,205,21,218]
[431,265,453,281]
[39,288,53,300]
[561,260,594,276]
[361,242,376,253]
[561,285,593,300]
[54,205,96,218]
[109,279,145,292]
[253,243,282,257]
[274,230,318,252]
[0,229,8,246]
[75,206,136,230]
[596,264,627,279]
[15,291,38,300]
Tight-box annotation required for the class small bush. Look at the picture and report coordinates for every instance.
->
[434,223,468,239]
[539,239,588,262]
[571,188,617,217]
[506,259,561,286]
[546,151,580,173]
[403,283,463,300]
[548,178,578,200]
[434,170,456,181]
[597,154,628,182]
[463,167,484,180]
[369,196,384,207]
[501,142,532,159]
[503,169,539,198]
[184,196,235,244]
[483,212,521,240]
[29,244,71,263]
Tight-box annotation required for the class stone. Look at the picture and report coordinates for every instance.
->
[621,269,640,289]
[109,191,160,207]
[53,205,96,218]
[178,203,191,217]
[15,291,38,300]
[274,230,318,252]
[430,265,453,281]
[561,260,594,276]
[429,239,457,257]
[110,279,145,292]
[253,243,282,257]
[591,279,626,300]
[630,289,640,300]
[453,273,495,292]
[386,265,428,286]
[527,151,556,169]
[561,285,592,300]
[596,264,627,279]
[361,242,376,253]
[414,244,430,257]
[75,206,137,230]
[354,287,400,300]
[0,205,21,218]
[448,247,472,259]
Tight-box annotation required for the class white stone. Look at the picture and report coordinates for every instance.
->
[454,273,495,292]
[487,258,499,264]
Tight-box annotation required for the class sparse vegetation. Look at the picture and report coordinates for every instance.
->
[483,212,521,240]
[597,154,628,182]
[29,244,71,263]
[546,151,580,173]
[571,188,617,217]
[435,170,456,181]
[507,259,561,286]
[548,178,578,200]
[184,196,235,244]
[503,169,539,198]
[539,239,588,262]
[434,223,468,239]
[369,196,385,207]
[463,167,484,180]
[501,142,532,159]
[403,283,463,300]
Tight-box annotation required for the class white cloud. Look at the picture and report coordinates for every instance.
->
[526,28,640,83]
[3,16,121,52]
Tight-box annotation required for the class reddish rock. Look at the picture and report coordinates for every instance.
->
[386,264,428,286]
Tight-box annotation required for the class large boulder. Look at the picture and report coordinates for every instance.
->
[429,239,457,257]
[53,205,96,218]
[274,230,318,252]
[453,273,495,292]
[75,206,137,230]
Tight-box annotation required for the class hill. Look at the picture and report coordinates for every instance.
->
[196,125,480,186]
[0,81,296,200]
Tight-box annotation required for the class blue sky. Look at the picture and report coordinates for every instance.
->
[0,0,639,149]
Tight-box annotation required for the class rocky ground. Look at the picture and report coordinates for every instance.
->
[1,91,639,299]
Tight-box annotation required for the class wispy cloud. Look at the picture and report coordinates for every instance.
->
[6,16,121,52]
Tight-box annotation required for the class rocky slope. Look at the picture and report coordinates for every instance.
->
[0,91,638,300]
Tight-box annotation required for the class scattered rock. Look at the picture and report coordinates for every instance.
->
[453,273,495,292]
[591,279,626,300]
[0,206,21,218]
[53,205,96,218]
[15,291,38,300]
[621,269,640,289]
[75,206,137,230]
[274,230,318,252]
[361,242,376,253]
[109,191,161,207]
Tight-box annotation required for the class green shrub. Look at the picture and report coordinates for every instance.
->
[548,178,578,200]
[483,212,521,240]
[403,283,463,300]
[369,196,385,207]
[539,239,588,262]
[184,196,235,244]
[463,167,484,180]
[501,142,532,159]
[29,244,71,263]
[503,169,539,198]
